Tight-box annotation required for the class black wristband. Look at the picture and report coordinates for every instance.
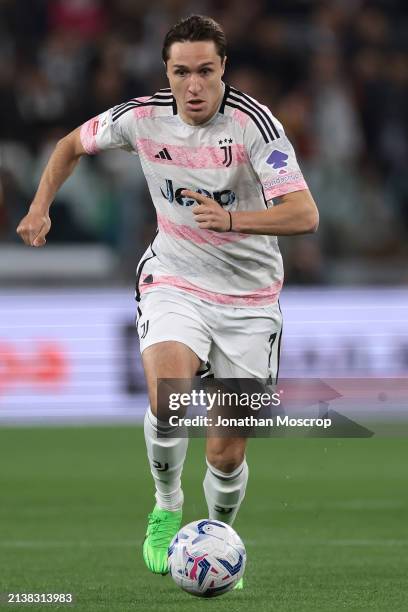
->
[227,211,233,232]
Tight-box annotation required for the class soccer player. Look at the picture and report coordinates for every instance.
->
[16,15,318,584]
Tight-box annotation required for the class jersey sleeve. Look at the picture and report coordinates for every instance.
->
[80,104,137,155]
[245,109,308,201]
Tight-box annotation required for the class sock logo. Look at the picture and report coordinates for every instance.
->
[152,460,169,471]
[214,505,233,514]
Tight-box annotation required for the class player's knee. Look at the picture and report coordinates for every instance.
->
[206,448,245,474]
[149,396,172,420]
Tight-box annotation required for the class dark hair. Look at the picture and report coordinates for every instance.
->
[162,15,227,64]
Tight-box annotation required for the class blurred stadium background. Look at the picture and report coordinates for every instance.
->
[0,0,407,423]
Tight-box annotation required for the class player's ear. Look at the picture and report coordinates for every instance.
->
[221,56,227,76]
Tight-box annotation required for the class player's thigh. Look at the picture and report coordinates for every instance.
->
[205,436,248,473]
[210,303,283,380]
[137,289,211,413]
[142,341,201,414]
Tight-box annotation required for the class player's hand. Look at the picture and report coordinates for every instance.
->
[181,190,232,232]
[16,207,51,247]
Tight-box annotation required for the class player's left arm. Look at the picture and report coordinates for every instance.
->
[182,188,318,235]
[229,188,319,235]
[233,109,319,235]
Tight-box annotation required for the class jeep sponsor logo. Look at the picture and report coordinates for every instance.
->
[160,179,236,207]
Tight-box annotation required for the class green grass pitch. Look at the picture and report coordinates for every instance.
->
[0,426,407,611]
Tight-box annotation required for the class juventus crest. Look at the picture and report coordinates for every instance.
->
[219,137,233,167]
[139,320,149,339]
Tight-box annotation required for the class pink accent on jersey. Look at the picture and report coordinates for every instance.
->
[140,273,283,306]
[157,213,249,247]
[233,108,250,129]
[136,138,247,168]
[264,178,308,200]
[132,105,155,119]
[80,118,99,155]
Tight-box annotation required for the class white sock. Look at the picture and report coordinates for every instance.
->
[144,407,188,511]
[203,458,249,525]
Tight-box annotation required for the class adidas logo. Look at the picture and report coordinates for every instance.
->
[155,148,172,160]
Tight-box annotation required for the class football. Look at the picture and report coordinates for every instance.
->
[168,519,246,597]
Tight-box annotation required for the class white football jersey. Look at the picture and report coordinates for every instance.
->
[80,84,308,307]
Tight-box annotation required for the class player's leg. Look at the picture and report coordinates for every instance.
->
[137,289,211,574]
[202,301,282,526]
[204,436,248,525]
[143,340,200,513]
[142,340,200,574]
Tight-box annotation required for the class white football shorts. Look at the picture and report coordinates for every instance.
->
[136,288,283,381]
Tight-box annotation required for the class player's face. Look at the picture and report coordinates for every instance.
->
[166,41,226,125]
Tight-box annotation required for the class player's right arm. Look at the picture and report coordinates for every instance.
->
[17,127,87,247]
[17,99,137,247]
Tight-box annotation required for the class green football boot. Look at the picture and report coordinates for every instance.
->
[142,505,182,574]
[234,577,244,590]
